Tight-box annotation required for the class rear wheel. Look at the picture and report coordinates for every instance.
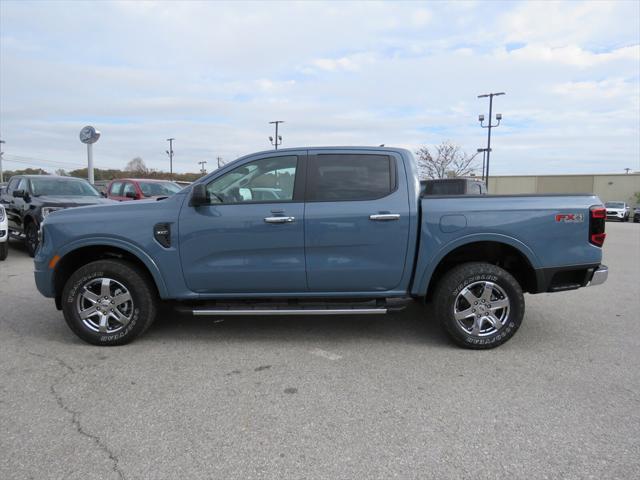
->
[25,222,38,257]
[0,242,8,261]
[61,259,158,345]
[434,262,525,349]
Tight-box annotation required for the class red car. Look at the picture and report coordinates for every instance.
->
[106,178,182,201]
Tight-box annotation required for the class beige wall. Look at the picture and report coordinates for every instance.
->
[488,174,640,206]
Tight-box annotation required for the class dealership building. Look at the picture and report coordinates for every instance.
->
[487,173,640,206]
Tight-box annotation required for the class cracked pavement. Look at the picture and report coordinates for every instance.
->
[1,222,639,479]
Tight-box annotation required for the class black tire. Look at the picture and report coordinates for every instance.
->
[0,242,8,261]
[61,259,158,346]
[25,222,38,257]
[434,262,525,349]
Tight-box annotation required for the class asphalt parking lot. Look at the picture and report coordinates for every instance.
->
[0,222,638,480]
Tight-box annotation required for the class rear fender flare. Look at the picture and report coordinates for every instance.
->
[413,233,541,296]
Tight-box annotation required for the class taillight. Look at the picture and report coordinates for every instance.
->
[589,206,606,247]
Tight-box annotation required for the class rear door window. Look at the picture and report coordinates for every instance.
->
[306,154,394,202]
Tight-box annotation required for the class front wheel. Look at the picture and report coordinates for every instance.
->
[25,222,38,257]
[434,262,525,349]
[61,259,158,345]
[0,242,8,261]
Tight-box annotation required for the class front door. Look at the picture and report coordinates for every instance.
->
[304,150,411,292]
[179,152,307,294]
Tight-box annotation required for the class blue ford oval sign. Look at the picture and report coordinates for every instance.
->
[79,125,100,144]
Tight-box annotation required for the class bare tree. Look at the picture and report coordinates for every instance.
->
[54,168,68,176]
[125,157,149,174]
[415,141,479,179]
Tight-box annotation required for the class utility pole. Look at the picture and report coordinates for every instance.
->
[198,160,207,175]
[478,92,505,189]
[217,156,224,169]
[624,168,631,174]
[166,138,175,180]
[269,120,284,150]
[0,140,5,183]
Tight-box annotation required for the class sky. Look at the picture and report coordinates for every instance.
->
[0,0,639,175]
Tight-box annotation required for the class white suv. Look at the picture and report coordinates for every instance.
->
[605,201,631,222]
[0,204,8,260]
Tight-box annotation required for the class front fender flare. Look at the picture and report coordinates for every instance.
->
[57,237,169,298]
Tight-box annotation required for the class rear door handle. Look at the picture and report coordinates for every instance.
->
[264,216,295,224]
[369,214,400,221]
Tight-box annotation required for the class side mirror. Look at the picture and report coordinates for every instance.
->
[125,191,138,199]
[13,190,26,199]
[189,184,209,207]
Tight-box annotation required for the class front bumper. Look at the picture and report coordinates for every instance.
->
[587,265,608,287]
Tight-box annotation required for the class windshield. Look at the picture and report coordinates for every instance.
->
[605,202,624,208]
[30,178,100,197]
[138,181,181,197]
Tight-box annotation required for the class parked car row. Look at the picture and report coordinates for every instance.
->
[0,175,184,257]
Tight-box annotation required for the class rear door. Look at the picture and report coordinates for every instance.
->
[304,150,411,292]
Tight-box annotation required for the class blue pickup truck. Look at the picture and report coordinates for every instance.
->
[34,147,608,348]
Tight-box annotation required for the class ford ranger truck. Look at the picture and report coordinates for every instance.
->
[34,147,608,349]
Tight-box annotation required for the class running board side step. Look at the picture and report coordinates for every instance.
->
[192,308,388,317]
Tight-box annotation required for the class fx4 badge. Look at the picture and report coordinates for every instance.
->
[555,213,584,223]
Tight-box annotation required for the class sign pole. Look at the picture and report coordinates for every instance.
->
[87,143,94,184]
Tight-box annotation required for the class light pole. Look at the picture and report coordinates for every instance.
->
[269,120,284,150]
[217,156,224,169]
[166,138,175,180]
[478,92,505,188]
[0,140,5,183]
[476,148,491,181]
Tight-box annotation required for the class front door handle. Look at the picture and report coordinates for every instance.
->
[369,213,400,221]
[264,216,295,224]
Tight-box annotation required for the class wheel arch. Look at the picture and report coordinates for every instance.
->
[53,241,169,305]
[417,237,540,300]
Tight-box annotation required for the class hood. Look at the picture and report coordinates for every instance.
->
[36,195,116,207]
[43,193,183,225]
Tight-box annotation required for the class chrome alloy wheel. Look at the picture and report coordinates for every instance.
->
[76,278,134,334]
[453,281,510,337]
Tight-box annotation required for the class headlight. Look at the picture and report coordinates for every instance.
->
[41,206,64,218]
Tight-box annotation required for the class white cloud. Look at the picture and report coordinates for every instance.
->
[0,0,638,175]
